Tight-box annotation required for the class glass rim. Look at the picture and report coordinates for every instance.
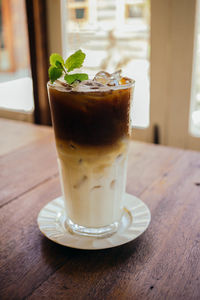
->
[47,78,135,93]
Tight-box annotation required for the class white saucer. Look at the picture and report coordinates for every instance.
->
[37,193,151,250]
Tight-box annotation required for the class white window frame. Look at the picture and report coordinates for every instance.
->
[149,0,199,150]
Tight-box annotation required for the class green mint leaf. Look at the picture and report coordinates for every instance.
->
[55,61,63,69]
[50,53,64,67]
[48,66,63,83]
[64,50,86,72]
[48,50,88,84]
[64,73,88,84]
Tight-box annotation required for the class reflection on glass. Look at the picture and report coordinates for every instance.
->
[190,0,200,136]
[64,0,150,128]
[0,0,34,112]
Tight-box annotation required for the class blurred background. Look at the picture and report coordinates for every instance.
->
[0,0,199,150]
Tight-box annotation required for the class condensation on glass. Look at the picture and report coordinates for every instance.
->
[63,0,150,128]
[190,0,200,137]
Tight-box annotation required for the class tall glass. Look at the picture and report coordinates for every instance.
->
[47,80,134,237]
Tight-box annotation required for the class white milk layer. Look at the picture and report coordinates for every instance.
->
[56,139,129,228]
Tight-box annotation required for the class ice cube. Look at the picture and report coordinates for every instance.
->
[110,180,116,189]
[110,70,122,81]
[73,80,108,92]
[78,80,104,87]
[93,71,111,85]
[119,77,132,85]
[107,70,122,86]
[107,78,119,86]
[73,175,88,189]
[55,79,72,90]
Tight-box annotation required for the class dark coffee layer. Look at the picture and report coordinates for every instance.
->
[48,84,133,146]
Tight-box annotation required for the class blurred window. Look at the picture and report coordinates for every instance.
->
[68,0,88,23]
[126,4,144,19]
[190,0,200,137]
[63,0,150,128]
[75,8,85,19]
[0,0,34,115]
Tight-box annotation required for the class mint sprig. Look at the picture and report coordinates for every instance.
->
[48,49,88,84]
[64,73,88,84]
[50,53,64,67]
[65,50,86,72]
[48,66,63,83]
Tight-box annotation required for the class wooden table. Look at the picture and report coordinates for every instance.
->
[0,118,200,300]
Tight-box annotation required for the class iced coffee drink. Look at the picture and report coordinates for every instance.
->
[48,66,134,236]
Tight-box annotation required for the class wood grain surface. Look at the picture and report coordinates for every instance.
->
[0,119,200,300]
